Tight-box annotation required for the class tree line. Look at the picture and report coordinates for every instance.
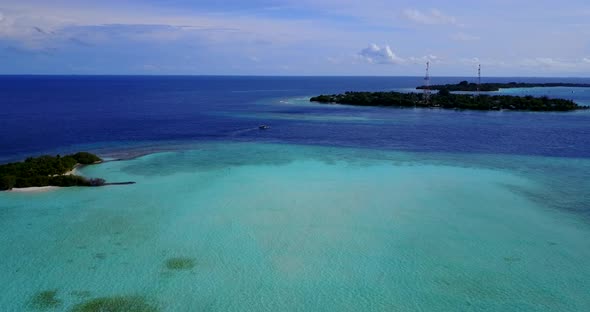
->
[417,81,590,92]
[0,152,104,190]
[310,91,586,111]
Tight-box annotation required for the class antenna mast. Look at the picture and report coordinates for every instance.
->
[424,61,431,105]
[477,64,481,95]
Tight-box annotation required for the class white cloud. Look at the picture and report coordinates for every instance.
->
[0,9,66,50]
[455,56,590,72]
[326,56,339,64]
[0,3,352,51]
[408,55,441,64]
[521,57,577,69]
[403,9,457,25]
[514,57,590,73]
[356,44,441,67]
[1,0,589,76]
[459,57,509,69]
[358,44,405,64]
[451,32,480,41]
[460,57,481,66]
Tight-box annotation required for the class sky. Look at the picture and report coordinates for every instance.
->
[0,0,589,76]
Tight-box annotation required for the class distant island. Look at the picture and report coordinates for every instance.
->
[310,90,587,111]
[0,152,133,191]
[417,81,590,92]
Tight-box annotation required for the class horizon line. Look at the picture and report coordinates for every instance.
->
[1,74,590,79]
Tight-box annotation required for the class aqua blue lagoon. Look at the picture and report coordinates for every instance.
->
[1,76,589,311]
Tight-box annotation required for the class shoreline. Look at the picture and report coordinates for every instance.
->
[8,186,60,193]
[310,91,586,111]
[1,154,104,192]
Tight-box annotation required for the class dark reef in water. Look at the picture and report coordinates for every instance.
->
[165,257,196,270]
[69,295,159,312]
[29,290,62,310]
[310,90,587,111]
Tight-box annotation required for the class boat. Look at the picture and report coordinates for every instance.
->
[259,125,270,130]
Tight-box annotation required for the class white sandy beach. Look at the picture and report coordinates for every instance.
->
[9,186,60,193]
[10,167,78,192]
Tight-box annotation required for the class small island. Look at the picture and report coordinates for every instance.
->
[417,81,590,92]
[310,90,587,111]
[0,152,132,191]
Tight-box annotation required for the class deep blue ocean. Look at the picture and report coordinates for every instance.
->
[1,76,590,162]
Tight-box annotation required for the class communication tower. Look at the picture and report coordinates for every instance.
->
[477,64,481,95]
[424,61,431,105]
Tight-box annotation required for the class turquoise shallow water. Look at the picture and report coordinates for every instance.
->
[1,142,590,311]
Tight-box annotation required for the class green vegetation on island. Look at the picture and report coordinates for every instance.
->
[310,91,587,111]
[0,152,105,191]
[417,80,590,92]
